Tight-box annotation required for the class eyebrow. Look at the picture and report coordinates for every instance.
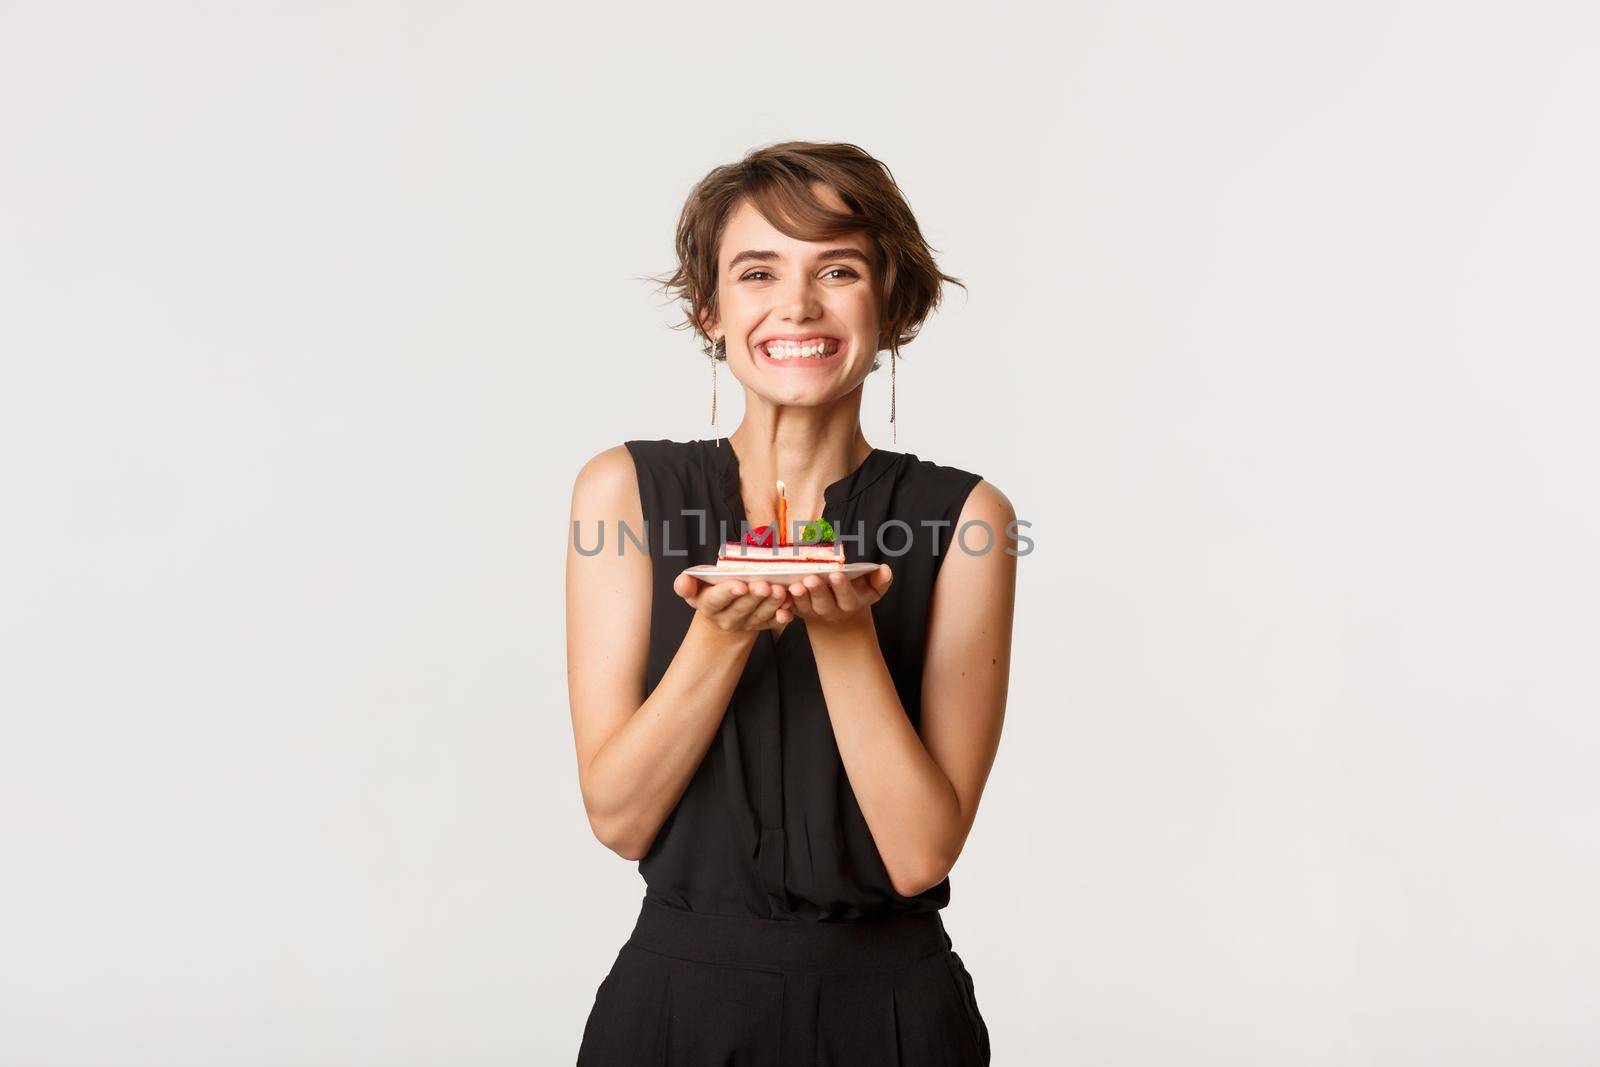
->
[726,248,872,271]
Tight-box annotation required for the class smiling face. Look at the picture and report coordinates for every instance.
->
[705,183,882,408]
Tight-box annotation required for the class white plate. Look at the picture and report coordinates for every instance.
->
[680,562,881,585]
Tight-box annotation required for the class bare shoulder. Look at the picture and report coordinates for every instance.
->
[950,478,1018,562]
[570,443,641,518]
[567,443,648,587]
[958,478,1016,529]
[929,477,1017,614]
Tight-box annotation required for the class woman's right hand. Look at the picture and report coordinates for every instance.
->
[673,572,792,634]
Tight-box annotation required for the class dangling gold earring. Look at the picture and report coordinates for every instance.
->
[890,350,897,445]
[706,336,726,446]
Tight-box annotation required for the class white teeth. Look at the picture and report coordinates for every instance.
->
[763,340,837,360]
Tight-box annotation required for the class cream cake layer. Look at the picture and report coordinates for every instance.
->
[715,541,845,569]
[714,560,845,573]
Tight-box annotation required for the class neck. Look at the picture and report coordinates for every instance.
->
[725,404,873,528]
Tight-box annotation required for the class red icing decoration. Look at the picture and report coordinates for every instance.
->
[742,524,776,548]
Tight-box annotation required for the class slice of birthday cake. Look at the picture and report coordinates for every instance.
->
[720,479,851,572]
[717,478,845,570]
[716,519,846,571]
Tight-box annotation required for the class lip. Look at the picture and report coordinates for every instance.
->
[756,333,841,345]
[753,334,846,368]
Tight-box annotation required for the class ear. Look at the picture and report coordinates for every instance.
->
[697,307,721,344]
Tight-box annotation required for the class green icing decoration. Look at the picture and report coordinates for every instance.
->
[798,517,836,544]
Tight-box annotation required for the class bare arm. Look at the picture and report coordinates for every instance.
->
[566,445,792,860]
[799,480,1016,896]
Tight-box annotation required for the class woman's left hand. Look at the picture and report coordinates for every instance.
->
[787,563,893,630]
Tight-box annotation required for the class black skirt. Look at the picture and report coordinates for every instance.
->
[577,897,991,1066]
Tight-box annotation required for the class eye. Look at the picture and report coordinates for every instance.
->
[739,267,860,282]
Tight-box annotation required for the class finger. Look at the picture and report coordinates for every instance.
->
[674,572,703,607]
[746,585,787,627]
[852,575,885,608]
[705,579,747,608]
[717,584,770,626]
[788,578,819,620]
[803,574,840,618]
[869,564,893,595]
[827,571,861,613]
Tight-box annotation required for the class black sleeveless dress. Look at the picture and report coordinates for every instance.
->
[628,435,983,921]
[577,436,992,1065]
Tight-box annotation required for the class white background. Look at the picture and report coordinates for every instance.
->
[3,2,1597,1064]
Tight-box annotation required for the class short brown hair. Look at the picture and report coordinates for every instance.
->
[646,141,965,372]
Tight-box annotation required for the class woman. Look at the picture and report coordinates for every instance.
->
[566,141,1015,1065]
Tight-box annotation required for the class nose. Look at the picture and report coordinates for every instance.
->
[776,272,823,323]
